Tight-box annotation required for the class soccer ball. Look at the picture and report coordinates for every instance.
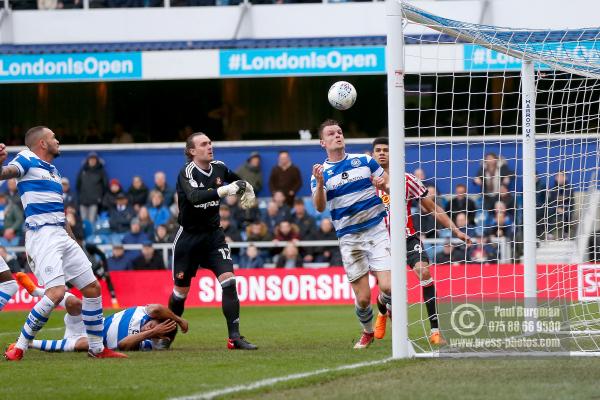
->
[327,81,357,111]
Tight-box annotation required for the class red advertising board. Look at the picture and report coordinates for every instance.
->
[3,264,583,311]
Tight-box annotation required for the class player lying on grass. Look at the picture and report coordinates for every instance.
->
[9,273,188,353]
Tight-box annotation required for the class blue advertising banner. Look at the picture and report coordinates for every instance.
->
[463,41,600,71]
[219,47,386,76]
[0,52,142,82]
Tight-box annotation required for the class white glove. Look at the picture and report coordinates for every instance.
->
[217,180,246,198]
[240,182,256,210]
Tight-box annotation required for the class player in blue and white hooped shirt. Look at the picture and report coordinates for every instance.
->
[0,127,127,361]
[311,119,391,349]
[6,280,188,354]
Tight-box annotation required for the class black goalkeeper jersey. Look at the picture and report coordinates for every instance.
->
[176,160,241,233]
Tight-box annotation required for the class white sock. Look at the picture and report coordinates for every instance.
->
[0,280,18,311]
[82,296,104,354]
[31,338,77,352]
[16,295,56,351]
[32,288,45,297]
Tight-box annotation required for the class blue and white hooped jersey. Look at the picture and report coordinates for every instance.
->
[103,306,153,351]
[311,153,386,238]
[8,150,65,229]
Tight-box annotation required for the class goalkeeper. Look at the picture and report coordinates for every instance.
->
[162,132,257,350]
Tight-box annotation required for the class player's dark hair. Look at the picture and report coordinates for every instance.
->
[185,132,207,161]
[25,126,48,149]
[318,119,340,139]
[372,137,389,149]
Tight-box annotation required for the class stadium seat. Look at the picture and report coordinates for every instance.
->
[83,220,94,238]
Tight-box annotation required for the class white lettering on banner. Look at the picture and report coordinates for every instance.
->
[196,273,357,304]
[0,58,134,78]
[235,51,377,73]
[7,289,40,305]
[578,265,600,301]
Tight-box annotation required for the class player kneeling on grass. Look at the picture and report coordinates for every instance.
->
[10,273,189,353]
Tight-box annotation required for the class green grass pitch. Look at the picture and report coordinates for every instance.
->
[1,305,599,400]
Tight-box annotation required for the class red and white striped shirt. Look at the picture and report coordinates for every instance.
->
[377,173,428,236]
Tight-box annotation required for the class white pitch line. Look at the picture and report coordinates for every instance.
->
[0,327,63,337]
[170,357,394,400]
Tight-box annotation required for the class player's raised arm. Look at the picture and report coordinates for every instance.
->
[0,144,21,181]
[311,164,326,213]
[146,304,189,333]
[117,320,178,351]
[420,196,472,244]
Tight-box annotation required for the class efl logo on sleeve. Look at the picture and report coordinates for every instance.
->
[578,265,600,301]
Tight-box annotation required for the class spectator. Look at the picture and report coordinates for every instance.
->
[536,174,549,238]
[111,122,134,143]
[2,196,23,237]
[0,245,21,272]
[272,190,292,218]
[82,121,104,144]
[227,194,260,230]
[275,243,303,269]
[589,230,600,262]
[109,193,135,233]
[268,150,302,207]
[235,152,263,194]
[4,179,21,210]
[498,185,516,217]
[147,190,171,227]
[66,205,85,241]
[245,221,272,242]
[37,0,60,9]
[76,152,108,222]
[154,224,172,243]
[239,244,265,269]
[273,221,300,243]
[473,152,514,211]
[489,201,514,239]
[132,242,165,270]
[137,206,155,236]
[454,212,477,239]
[414,168,434,188]
[61,177,78,209]
[435,240,467,265]
[127,175,149,211]
[102,178,125,212]
[547,171,573,239]
[0,228,20,248]
[305,218,341,265]
[106,243,132,271]
[445,183,477,225]
[219,205,238,230]
[263,201,286,234]
[165,193,180,236]
[122,218,150,261]
[221,216,241,244]
[151,171,175,207]
[290,198,316,239]
[469,235,498,262]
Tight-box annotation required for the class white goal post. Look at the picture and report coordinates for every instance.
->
[388,0,600,358]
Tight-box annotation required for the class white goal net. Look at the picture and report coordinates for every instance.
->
[391,1,600,357]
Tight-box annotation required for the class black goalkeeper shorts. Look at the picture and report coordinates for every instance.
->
[406,235,430,269]
[172,228,234,287]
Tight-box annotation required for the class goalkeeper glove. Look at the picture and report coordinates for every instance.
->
[240,182,256,210]
[217,180,247,198]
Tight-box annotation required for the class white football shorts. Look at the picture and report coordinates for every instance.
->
[25,225,95,289]
[339,220,391,282]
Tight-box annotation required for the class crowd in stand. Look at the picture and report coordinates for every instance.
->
[10,0,367,10]
[0,149,578,272]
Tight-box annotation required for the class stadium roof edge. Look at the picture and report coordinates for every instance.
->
[0,30,597,54]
